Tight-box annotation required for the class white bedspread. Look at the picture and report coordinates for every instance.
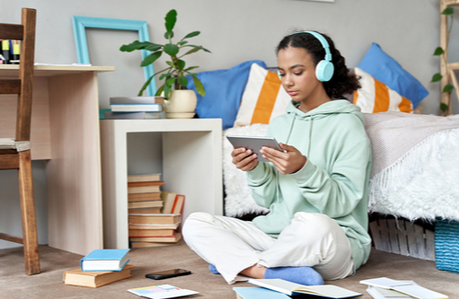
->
[223,112,459,221]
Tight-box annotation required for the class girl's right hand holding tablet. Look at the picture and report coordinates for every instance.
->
[231,147,258,171]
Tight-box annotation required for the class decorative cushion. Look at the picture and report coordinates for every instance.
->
[186,60,267,130]
[358,43,428,109]
[353,67,413,113]
[233,63,291,127]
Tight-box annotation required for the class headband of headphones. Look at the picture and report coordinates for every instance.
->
[290,31,332,62]
[288,31,334,82]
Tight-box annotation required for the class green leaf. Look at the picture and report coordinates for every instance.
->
[184,66,199,72]
[137,74,155,96]
[440,102,449,111]
[192,75,206,97]
[140,51,162,67]
[166,61,175,68]
[183,31,200,39]
[443,84,454,93]
[145,43,162,52]
[431,73,443,82]
[165,9,177,35]
[176,59,186,71]
[120,41,156,52]
[178,40,189,46]
[155,84,164,97]
[164,44,179,56]
[178,76,188,87]
[159,73,171,81]
[442,7,454,15]
[164,31,174,39]
[433,47,444,56]
[183,47,201,56]
[164,82,172,100]
[166,77,177,87]
[183,44,211,53]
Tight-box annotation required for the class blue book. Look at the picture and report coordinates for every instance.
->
[80,249,130,272]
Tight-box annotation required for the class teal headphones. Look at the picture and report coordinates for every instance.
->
[279,31,334,82]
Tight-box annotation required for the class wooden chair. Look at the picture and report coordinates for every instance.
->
[0,8,39,275]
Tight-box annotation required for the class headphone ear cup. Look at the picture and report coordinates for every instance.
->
[316,60,334,82]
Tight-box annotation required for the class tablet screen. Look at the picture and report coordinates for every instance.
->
[226,135,283,162]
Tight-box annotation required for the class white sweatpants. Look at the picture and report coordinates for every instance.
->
[182,212,354,284]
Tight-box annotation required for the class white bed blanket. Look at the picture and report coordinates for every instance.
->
[223,112,459,221]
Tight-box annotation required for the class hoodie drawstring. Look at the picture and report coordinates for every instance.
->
[286,114,313,159]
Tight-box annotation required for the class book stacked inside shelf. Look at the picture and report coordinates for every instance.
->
[63,249,133,288]
[105,96,166,119]
[129,191,185,248]
[128,173,164,215]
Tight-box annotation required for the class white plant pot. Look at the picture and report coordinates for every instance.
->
[164,90,197,119]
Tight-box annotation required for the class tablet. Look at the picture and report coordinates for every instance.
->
[226,135,283,162]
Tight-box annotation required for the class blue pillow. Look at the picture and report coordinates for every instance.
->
[358,43,428,108]
[186,60,267,130]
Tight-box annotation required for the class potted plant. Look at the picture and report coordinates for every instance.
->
[120,9,210,118]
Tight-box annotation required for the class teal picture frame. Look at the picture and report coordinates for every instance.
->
[72,16,156,96]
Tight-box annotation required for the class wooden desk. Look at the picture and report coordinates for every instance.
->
[0,64,115,255]
[100,119,223,249]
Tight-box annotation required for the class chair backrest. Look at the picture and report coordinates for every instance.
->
[0,8,36,142]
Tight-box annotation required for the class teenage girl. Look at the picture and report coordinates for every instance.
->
[183,30,372,286]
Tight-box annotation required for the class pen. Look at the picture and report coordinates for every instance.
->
[2,39,10,64]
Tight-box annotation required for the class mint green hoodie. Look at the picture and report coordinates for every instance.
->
[247,99,372,273]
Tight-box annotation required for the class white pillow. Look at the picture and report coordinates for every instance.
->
[234,63,291,127]
[354,67,413,113]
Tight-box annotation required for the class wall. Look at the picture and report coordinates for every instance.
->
[0,0,458,249]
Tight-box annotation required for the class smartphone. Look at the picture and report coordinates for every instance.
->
[145,269,192,280]
[226,135,284,162]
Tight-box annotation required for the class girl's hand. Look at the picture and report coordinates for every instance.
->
[261,143,306,175]
[231,147,258,171]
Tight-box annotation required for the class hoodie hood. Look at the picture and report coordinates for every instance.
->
[286,99,363,122]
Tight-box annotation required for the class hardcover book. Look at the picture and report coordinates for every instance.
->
[110,103,163,112]
[129,232,182,243]
[63,264,134,288]
[128,200,163,209]
[128,173,162,182]
[110,96,165,104]
[128,192,162,202]
[129,214,181,225]
[80,249,130,272]
[104,111,166,119]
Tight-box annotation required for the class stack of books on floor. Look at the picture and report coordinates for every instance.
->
[63,249,133,288]
[129,191,185,248]
[104,96,166,119]
[128,173,164,215]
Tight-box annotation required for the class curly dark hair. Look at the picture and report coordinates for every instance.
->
[276,31,360,99]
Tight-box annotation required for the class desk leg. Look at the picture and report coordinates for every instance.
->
[47,72,103,255]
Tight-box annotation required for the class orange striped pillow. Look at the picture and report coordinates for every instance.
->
[353,67,413,113]
[234,63,292,127]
